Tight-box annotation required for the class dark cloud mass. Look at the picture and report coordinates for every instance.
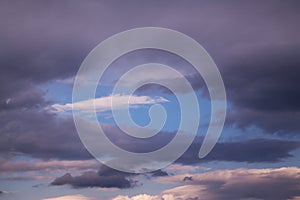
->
[178,138,300,164]
[0,1,300,199]
[51,165,136,189]
[223,44,300,134]
[0,112,299,163]
[0,109,92,160]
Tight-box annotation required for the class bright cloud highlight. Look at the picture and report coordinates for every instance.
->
[51,94,169,113]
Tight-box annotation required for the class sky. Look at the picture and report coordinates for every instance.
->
[0,0,300,199]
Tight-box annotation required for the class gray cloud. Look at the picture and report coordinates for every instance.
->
[0,108,298,164]
[178,138,300,164]
[222,44,300,134]
[50,164,168,190]
[0,160,99,174]
[51,165,137,189]
[0,109,92,160]
[1,0,300,137]
[117,167,300,200]
[0,0,300,179]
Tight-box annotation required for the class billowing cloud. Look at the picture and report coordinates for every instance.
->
[114,167,300,200]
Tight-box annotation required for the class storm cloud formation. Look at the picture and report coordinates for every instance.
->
[0,1,300,199]
[179,138,300,164]
[0,0,299,163]
[0,115,299,164]
[223,45,300,134]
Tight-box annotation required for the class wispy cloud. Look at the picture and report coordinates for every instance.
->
[51,94,169,113]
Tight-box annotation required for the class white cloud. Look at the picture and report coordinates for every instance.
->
[51,94,168,113]
[112,194,161,200]
[43,194,95,200]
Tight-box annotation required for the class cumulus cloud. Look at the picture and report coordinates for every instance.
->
[114,167,300,200]
[51,94,168,113]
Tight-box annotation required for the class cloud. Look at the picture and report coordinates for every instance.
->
[43,195,95,200]
[51,165,137,189]
[0,0,300,137]
[184,138,300,163]
[50,164,168,189]
[115,167,300,200]
[167,137,300,165]
[51,94,168,113]
[149,169,169,177]
[1,109,298,164]
[0,0,299,167]
[0,1,299,199]
[165,164,200,174]
[112,194,161,200]
[0,160,99,174]
[1,90,299,167]
[0,109,92,160]
[222,44,300,134]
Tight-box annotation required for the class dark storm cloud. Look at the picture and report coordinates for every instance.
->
[221,44,300,134]
[178,138,300,164]
[0,109,92,160]
[1,0,300,135]
[1,112,298,163]
[90,124,300,164]
[0,0,300,163]
[51,165,136,189]
[223,45,300,112]
[92,125,300,164]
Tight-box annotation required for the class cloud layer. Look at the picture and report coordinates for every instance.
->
[114,167,300,200]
